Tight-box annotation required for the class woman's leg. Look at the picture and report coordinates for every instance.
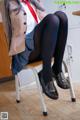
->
[29,14,60,99]
[52,11,70,89]
[29,14,60,84]
[52,11,68,74]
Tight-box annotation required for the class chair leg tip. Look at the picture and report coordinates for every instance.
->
[16,100,20,103]
[71,98,76,102]
[43,112,48,116]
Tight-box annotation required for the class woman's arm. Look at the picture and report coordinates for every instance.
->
[30,0,45,11]
[9,1,27,55]
[35,0,47,20]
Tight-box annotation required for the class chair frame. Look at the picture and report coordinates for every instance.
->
[15,60,76,116]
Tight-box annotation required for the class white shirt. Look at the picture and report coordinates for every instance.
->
[21,2,40,34]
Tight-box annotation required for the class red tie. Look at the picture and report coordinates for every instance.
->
[22,0,38,23]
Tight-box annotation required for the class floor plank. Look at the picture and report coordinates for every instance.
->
[0,81,80,120]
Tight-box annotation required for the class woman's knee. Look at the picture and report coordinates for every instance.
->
[54,11,68,25]
[45,14,60,27]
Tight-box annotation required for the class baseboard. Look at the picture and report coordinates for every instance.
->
[0,76,15,84]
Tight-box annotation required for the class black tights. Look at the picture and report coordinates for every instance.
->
[29,11,68,84]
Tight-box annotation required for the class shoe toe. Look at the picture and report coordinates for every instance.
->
[45,82,59,99]
[53,72,70,89]
[57,77,70,89]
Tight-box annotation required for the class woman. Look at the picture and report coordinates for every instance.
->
[3,0,70,99]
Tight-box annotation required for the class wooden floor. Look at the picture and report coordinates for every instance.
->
[0,80,80,120]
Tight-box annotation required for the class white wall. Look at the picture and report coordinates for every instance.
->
[57,1,80,82]
[66,28,80,82]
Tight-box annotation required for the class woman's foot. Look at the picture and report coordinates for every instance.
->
[52,71,70,89]
[38,71,59,100]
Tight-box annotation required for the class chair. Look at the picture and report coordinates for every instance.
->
[15,59,76,116]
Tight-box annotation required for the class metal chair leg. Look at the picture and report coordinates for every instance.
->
[63,61,76,102]
[68,74,76,102]
[15,75,21,103]
[31,68,48,116]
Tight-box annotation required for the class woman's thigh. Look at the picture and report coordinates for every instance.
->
[28,25,41,63]
[28,14,52,62]
[29,13,60,63]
